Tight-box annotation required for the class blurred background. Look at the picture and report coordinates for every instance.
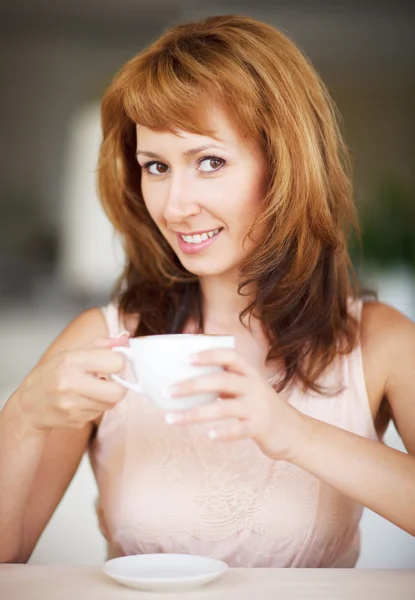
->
[0,0,414,567]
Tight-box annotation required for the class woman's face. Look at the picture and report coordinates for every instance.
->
[135,104,267,279]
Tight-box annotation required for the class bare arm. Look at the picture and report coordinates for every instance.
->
[291,416,415,535]
[0,402,92,563]
[0,307,121,563]
[290,303,415,536]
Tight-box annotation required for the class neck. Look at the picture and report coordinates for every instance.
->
[198,273,258,334]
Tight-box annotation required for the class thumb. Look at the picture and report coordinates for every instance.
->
[84,330,130,350]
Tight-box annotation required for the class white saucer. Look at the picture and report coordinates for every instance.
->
[102,553,228,592]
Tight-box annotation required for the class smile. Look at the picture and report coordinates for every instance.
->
[180,228,222,244]
[176,228,223,255]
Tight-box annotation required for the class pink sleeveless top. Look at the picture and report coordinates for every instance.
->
[88,299,379,568]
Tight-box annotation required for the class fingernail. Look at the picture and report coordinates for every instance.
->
[165,413,183,424]
[114,330,129,339]
[167,384,180,396]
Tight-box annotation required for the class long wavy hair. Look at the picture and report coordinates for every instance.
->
[98,14,366,394]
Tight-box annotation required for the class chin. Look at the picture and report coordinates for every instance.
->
[180,258,237,279]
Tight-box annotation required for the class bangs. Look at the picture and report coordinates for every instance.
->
[119,40,262,139]
[122,51,222,137]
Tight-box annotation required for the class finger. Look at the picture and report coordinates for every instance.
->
[71,348,127,374]
[168,370,245,399]
[75,374,128,404]
[54,392,122,426]
[165,399,249,426]
[83,332,130,350]
[207,420,251,442]
[188,348,250,376]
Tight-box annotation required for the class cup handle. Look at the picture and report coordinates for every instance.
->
[111,346,144,394]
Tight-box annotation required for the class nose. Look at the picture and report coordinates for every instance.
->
[162,173,201,223]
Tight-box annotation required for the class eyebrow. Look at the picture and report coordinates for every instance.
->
[135,143,227,158]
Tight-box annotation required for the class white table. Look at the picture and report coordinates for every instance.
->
[1,565,414,599]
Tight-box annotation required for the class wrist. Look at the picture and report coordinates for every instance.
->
[3,388,51,438]
[283,408,318,464]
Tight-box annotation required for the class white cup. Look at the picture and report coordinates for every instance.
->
[112,333,235,411]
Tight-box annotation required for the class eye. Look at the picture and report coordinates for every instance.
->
[142,161,169,176]
[198,157,226,174]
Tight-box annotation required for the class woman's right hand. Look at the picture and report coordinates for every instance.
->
[14,334,130,432]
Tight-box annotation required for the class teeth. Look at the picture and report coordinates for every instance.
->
[181,229,220,244]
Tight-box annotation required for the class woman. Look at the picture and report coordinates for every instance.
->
[0,14,414,567]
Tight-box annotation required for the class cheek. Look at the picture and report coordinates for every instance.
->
[141,184,163,222]
[227,173,263,223]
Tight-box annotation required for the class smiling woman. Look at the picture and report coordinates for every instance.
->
[1,13,415,569]
[98,15,359,394]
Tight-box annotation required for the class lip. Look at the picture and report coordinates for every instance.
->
[176,229,223,255]
[174,228,221,236]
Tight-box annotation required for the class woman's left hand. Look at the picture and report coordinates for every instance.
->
[164,348,310,462]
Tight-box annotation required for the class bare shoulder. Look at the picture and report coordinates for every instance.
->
[360,301,415,448]
[362,301,415,381]
[38,307,110,364]
[361,300,415,358]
